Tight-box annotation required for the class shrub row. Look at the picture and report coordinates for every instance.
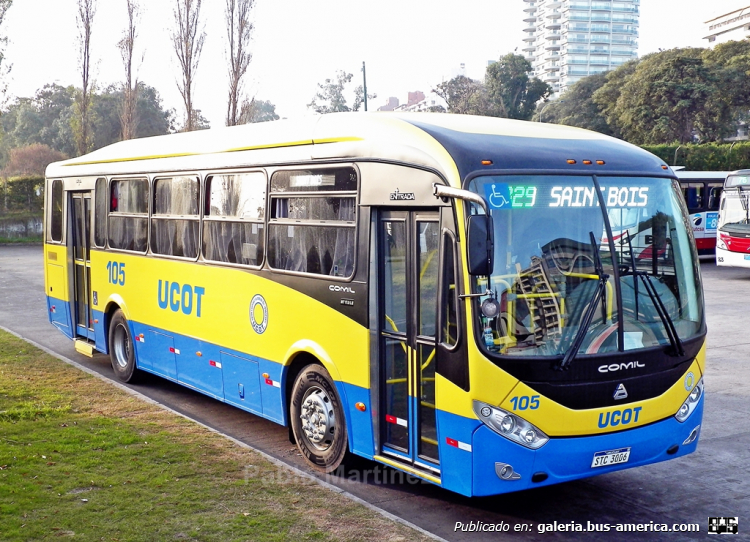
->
[642,143,750,172]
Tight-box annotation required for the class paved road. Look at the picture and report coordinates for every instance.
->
[1,245,748,541]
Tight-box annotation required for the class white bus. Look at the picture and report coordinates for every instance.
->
[674,170,726,256]
[716,170,750,267]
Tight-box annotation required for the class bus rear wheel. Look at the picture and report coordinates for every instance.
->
[290,363,348,473]
[108,309,140,383]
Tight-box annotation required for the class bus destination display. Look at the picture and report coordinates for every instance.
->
[485,183,650,210]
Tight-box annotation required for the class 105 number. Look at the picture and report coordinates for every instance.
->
[509,395,540,411]
[106,261,126,286]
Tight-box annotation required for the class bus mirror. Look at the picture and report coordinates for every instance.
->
[467,214,494,276]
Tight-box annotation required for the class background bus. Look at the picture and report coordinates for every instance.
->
[44,113,706,497]
[674,170,727,255]
[716,169,750,268]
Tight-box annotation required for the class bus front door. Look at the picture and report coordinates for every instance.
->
[378,209,441,473]
[70,191,95,341]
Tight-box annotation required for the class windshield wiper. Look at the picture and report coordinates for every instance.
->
[636,273,685,357]
[556,232,609,371]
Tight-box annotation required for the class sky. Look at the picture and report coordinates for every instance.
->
[3,0,748,128]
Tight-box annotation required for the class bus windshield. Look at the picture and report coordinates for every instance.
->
[718,176,750,235]
[467,175,704,358]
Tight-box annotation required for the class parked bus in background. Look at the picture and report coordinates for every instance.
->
[716,169,750,268]
[674,170,726,256]
[43,113,706,497]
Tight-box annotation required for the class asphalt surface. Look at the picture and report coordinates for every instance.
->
[1,244,748,541]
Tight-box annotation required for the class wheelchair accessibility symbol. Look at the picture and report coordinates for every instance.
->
[485,183,511,209]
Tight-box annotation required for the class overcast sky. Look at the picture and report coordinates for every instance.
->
[3,0,748,127]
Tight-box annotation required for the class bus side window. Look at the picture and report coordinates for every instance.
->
[203,172,266,266]
[151,176,200,259]
[683,183,703,211]
[49,179,64,242]
[267,167,357,278]
[94,177,107,247]
[109,178,148,252]
[708,184,723,211]
[436,230,468,390]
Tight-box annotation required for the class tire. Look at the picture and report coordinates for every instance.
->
[290,363,348,473]
[108,309,140,383]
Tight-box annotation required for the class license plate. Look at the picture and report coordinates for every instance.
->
[591,447,630,468]
[744,255,750,260]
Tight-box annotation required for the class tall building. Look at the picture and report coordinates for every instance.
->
[522,0,640,95]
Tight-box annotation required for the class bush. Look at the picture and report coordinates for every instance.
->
[642,142,750,171]
[1,176,45,214]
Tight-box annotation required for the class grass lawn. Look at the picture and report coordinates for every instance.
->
[0,331,430,541]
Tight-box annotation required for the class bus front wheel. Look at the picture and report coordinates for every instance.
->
[290,364,348,473]
[108,309,140,383]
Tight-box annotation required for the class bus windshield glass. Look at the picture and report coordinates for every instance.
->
[719,175,750,235]
[467,175,704,358]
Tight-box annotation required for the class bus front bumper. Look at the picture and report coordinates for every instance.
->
[466,396,704,497]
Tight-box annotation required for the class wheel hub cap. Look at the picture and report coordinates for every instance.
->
[300,387,335,451]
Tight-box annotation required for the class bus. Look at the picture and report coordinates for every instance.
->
[674,170,726,255]
[716,169,750,268]
[43,113,706,497]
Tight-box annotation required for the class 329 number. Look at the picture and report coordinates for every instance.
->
[106,261,126,286]
[509,395,540,411]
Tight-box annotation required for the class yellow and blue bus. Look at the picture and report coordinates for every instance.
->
[44,113,705,496]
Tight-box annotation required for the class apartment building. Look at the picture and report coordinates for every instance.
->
[522,0,640,95]
[704,5,750,47]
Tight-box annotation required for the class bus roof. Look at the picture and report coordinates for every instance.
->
[46,113,670,187]
[674,170,730,181]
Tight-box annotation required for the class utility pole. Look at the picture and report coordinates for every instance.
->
[362,61,368,112]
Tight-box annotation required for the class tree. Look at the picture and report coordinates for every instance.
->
[239,97,279,123]
[225,0,254,126]
[75,0,96,156]
[178,108,210,132]
[592,59,639,137]
[0,82,173,167]
[118,0,140,140]
[485,54,550,120]
[536,73,615,136]
[353,84,377,113]
[433,75,486,115]
[0,0,12,105]
[0,84,77,160]
[594,49,726,144]
[308,71,374,113]
[3,143,66,177]
[172,0,205,132]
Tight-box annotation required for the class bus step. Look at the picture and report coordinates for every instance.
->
[74,339,95,358]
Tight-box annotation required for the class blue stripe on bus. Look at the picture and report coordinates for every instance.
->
[61,307,376,458]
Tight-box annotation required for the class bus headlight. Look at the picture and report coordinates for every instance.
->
[675,378,703,423]
[473,400,549,449]
[717,238,727,250]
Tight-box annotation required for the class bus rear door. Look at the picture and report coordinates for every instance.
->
[70,191,96,342]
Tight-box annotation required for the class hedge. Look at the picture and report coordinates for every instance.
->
[641,143,750,172]
[0,176,45,214]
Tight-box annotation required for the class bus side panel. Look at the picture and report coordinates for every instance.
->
[92,308,107,352]
[258,358,284,424]
[132,324,177,380]
[221,351,263,416]
[175,338,224,401]
[45,244,74,338]
[336,381,374,459]
[435,409,481,497]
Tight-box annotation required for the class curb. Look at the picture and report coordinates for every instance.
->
[0,323,448,542]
